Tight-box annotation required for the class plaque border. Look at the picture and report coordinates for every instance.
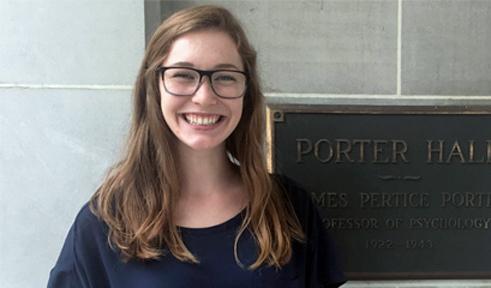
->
[265,103,491,280]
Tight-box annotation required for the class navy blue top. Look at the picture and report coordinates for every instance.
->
[48,176,346,288]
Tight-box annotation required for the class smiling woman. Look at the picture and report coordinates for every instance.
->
[47,5,346,288]
[159,29,244,152]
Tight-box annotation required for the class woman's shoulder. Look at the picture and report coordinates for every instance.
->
[272,174,347,287]
[271,174,316,220]
[48,203,109,287]
[64,202,110,257]
[73,203,106,234]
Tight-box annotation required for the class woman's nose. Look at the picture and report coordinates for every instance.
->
[191,76,218,105]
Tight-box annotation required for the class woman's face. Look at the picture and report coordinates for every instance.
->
[159,29,244,152]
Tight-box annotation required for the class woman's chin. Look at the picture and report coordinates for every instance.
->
[177,139,226,152]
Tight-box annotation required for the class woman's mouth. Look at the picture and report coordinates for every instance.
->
[182,113,223,126]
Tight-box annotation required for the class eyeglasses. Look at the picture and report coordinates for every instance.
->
[157,66,247,99]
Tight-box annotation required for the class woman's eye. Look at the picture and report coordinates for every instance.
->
[172,73,196,80]
[215,74,237,82]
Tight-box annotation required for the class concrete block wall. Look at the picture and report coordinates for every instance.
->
[0,0,144,287]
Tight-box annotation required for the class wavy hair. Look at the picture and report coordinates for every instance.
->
[90,5,305,269]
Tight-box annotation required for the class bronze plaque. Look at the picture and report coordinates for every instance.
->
[267,104,491,279]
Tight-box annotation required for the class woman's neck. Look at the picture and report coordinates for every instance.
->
[176,143,239,196]
[173,143,247,228]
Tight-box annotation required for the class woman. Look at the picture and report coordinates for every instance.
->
[48,5,345,288]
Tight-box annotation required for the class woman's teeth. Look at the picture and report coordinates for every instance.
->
[184,114,221,126]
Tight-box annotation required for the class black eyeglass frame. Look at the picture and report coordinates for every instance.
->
[156,66,248,99]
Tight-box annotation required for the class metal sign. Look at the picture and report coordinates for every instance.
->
[267,104,491,279]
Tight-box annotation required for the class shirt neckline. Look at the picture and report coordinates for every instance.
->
[178,208,246,235]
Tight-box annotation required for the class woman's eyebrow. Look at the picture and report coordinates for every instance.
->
[168,61,194,67]
[214,63,241,70]
[167,62,242,70]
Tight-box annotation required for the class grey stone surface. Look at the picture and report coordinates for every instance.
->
[402,0,491,96]
[0,0,144,85]
[157,0,397,94]
[0,2,143,286]
[0,87,132,287]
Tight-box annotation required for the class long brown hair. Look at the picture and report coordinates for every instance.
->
[90,5,304,269]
